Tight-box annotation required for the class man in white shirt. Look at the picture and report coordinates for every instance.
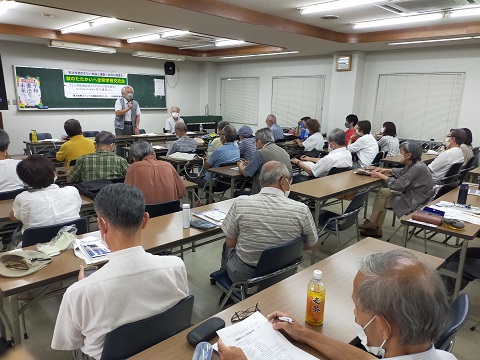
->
[347,120,379,168]
[114,85,141,136]
[51,184,188,360]
[292,128,352,179]
[165,106,184,133]
[0,130,24,193]
[428,129,465,183]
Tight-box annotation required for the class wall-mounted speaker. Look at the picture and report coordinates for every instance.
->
[164,62,175,75]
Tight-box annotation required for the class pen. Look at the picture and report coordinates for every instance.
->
[275,316,294,323]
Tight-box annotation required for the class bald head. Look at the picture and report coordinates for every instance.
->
[355,250,449,345]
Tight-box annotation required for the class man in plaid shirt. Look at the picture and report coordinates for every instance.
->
[67,131,129,183]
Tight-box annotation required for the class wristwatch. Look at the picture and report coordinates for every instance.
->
[135,126,139,129]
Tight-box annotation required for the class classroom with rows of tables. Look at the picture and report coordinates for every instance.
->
[0,1,480,359]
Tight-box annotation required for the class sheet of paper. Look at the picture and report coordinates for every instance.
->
[230,166,239,171]
[426,149,438,155]
[217,312,317,360]
[154,79,165,96]
[431,203,480,225]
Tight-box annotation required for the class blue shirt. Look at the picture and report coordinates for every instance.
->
[238,137,257,162]
[269,123,284,141]
[205,142,240,182]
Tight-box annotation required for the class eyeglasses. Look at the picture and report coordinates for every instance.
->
[282,176,293,184]
[231,303,260,323]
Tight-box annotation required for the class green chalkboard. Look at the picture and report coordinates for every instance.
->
[14,66,166,110]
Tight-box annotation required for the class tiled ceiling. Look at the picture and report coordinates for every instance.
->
[0,0,480,61]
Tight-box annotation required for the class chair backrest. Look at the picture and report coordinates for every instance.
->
[110,177,125,184]
[0,187,26,200]
[441,162,463,184]
[145,200,181,218]
[249,236,305,293]
[101,295,194,360]
[370,151,385,166]
[337,190,370,231]
[29,132,52,141]
[69,159,77,166]
[434,182,460,200]
[472,147,479,157]
[434,293,469,352]
[463,154,478,170]
[82,131,99,138]
[328,167,351,175]
[22,218,88,248]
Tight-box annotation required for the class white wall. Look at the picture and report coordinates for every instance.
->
[215,56,333,133]
[0,40,204,154]
[361,45,480,146]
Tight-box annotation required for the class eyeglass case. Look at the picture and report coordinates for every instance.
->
[187,317,226,346]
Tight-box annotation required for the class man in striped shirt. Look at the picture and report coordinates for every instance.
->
[68,131,129,182]
[219,160,318,282]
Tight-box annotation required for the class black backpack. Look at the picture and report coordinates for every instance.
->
[76,179,112,199]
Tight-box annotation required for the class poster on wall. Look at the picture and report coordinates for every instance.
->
[16,75,42,108]
[63,69,128,98]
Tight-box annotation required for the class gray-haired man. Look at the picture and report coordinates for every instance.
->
[52,184,188,360]
[218,160,317,283]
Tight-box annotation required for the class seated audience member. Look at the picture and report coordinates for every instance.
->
[428,129,465,183]
[210,120,231,151]
[460,127,474,166]
[292,128,352,179]
[125,142,186,204]
[295,118,324,152]
[56,119,95,166]
[192,125,240,187]
[237,125,257,162]
[0,129,24,193]
[359,141,433,238]
[266,114,284,141]
[219,161,317,282]
[166,122,197,156]
[218,250,456,360]
[347,120,379,168]
[375,121,400,157]
[164,106,184,133]
[344,114,358,145]
[295,116,311,140]
[67,131,129,183]
[9,155,81,234]
[51,184,188,359]
[238,128,292,195]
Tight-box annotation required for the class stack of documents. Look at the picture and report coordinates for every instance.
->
[216,312,317,360]
[193,209,227,226]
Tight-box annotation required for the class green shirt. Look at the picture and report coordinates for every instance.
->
[67,150,129,182]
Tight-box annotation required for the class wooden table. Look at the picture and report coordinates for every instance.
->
[0,199,235,345]
[157,155,205,174]
[131,238,444,360]
[381,153,437,166]
[401,186,480,299]
[290,170,382,229]
[207,166,245,203]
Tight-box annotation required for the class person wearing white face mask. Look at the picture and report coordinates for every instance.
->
[218,250,456,360]
[428,129,465,183]
[114,86,141,136]
[164,106,184,133]
[217,160,317,283]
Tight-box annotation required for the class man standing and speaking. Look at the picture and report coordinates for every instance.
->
[114,85,141,155]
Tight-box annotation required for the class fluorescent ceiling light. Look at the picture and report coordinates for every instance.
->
[132,51,185,61]
[60,17,117,34]
[220,51,300,59]
[48,40,116,54]
[300,0,378,15]
[450,7,480,17]
[161,30,190,38]
[127,34,161,43]
[179,43,213,49]
[215,39,245,47]
[389,37,472,45]
[353,13,443,29]
[0,0,16,11]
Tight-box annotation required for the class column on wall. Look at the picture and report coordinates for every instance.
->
[325,52,366,133]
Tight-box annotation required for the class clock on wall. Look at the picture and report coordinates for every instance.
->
[336,55,352,72]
